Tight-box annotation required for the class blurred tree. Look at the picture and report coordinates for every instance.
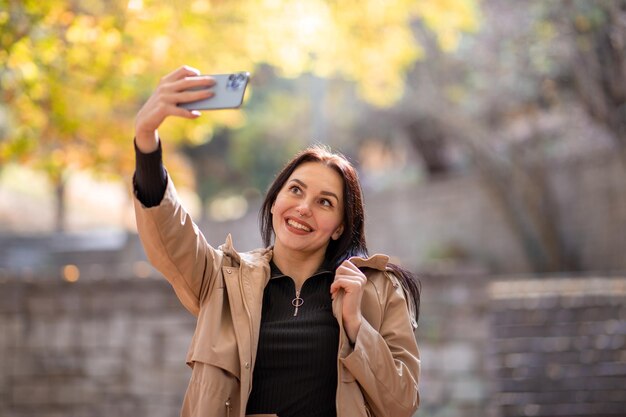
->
[564,0,625,151]
[0,0,140,231]
[0,0,480,230]
[462,0,626,273]
[345,0,624,273]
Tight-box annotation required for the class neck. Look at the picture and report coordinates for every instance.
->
[272,244,327,287]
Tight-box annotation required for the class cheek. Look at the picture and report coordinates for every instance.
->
[322,213,343,234]
[270,197,287,227]
[271,196,286,216]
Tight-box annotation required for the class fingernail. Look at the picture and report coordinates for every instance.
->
[191,110,201,117]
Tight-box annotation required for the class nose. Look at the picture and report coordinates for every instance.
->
[296,203,312,217]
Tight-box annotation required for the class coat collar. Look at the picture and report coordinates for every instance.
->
[218,234,273,268]
[347,253,390,272]
[217,234,240,263]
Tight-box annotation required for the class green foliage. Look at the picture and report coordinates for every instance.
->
[0,0,480,187]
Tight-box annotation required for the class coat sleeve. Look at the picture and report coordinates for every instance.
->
[133,174,223,317]
[339,276,421,417]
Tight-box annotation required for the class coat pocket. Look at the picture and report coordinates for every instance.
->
[191,288,241,380]
[181,361,241,417]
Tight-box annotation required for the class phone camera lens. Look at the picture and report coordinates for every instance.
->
[227,73,245,90]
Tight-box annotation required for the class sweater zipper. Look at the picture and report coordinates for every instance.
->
[289,270,328,317]
[272,269,329,317]
[292,288,303,316]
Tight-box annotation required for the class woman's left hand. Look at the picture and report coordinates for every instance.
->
[331,260,367,344]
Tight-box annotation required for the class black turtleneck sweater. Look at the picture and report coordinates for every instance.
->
[133,140,339,417]
[245,263,339,417]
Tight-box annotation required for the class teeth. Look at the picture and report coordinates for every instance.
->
[287,219,311,232]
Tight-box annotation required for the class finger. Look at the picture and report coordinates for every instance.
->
[343,260,363,274]
[333,276,364,287]
[156,77,215,101]
[330,277,364,293]
[337,260,361,275]
[161,65,201,83]
[334,265,353,277]
[333,271,366,284]
[159,84,212,106]
[330,285,343,298]
[167,105,202,119]
[175,88,215,104]
[330,280,343,293]
[172,75,216,92]
[334,268,365,283]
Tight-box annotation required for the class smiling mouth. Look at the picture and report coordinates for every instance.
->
[287,218,312,232]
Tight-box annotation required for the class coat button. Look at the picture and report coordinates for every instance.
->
[244,362,250,369]
[226,268,232,274]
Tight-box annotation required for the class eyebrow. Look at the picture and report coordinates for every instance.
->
[289,178,340,202]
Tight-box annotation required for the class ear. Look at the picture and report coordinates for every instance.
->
[331,224,344,241]
[270,201,275,214]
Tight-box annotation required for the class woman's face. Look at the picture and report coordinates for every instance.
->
[271,162,345,259]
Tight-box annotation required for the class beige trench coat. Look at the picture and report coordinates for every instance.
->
[134,177,420,417]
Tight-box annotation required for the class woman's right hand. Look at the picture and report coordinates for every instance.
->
[134,65,216,153]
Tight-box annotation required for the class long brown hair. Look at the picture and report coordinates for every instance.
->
[259,145,421,322]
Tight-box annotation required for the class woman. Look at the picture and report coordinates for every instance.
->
[133,66,421,417]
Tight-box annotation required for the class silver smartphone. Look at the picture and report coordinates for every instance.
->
[178,72,250,111]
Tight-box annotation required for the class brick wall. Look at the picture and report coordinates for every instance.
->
[487,277,626,417]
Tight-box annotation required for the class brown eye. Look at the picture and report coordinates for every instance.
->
[320,198,333,207]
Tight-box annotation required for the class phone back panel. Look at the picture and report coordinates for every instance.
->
[179,72,250,110]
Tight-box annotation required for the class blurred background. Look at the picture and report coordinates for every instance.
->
[1,0,625,416]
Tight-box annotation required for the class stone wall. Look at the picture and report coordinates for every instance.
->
[487,277,626,417]
[2,270,624,417]
[0,276,195,417]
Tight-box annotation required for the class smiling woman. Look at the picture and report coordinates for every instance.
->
[267,161,346,279]
[132,65,421,417]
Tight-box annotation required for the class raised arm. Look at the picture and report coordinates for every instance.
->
[133,66,220,316]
